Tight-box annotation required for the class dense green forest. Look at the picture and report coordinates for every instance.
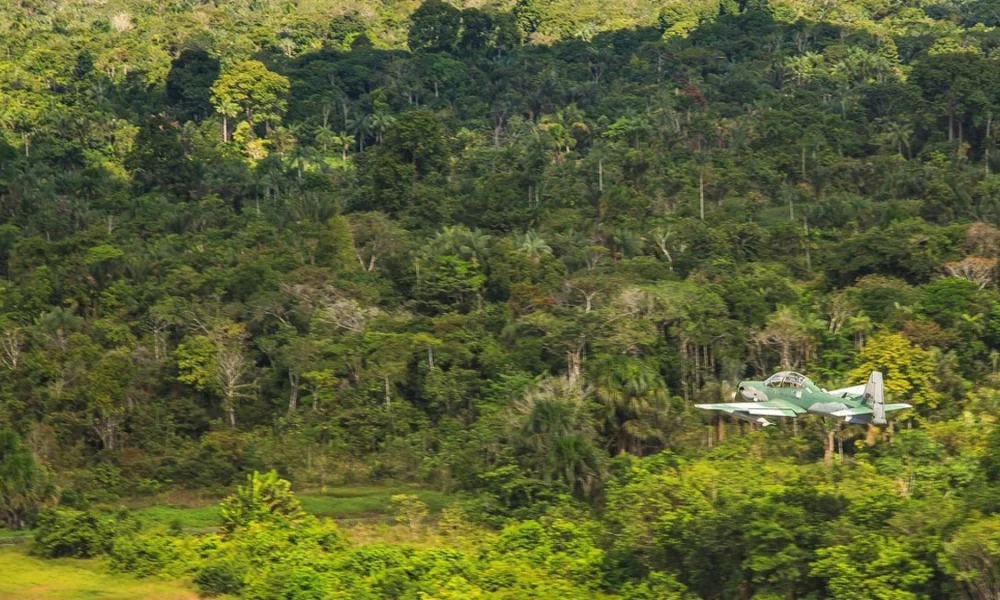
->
[7,0,1000,597]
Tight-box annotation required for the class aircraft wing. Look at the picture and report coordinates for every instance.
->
[830,403,912,417]
[695,399,805,418]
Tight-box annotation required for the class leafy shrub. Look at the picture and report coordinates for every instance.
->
[244,565,330,600]
[220,470,305,532]
[389,493,429,530]
[109,527,188,577]
[194,556,249,597]
[32,507,132,558]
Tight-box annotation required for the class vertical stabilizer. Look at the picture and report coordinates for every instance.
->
[865,371,885,425]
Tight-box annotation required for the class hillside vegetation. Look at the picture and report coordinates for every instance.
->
[5,0,1000,597]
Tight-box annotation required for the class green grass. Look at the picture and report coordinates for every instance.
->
[0,546,209,600]
[131,485,453,528]
[133,504,221,529]
[0,527,33,538]
[298,486,453,519]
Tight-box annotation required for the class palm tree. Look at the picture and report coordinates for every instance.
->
[593,356,669,456]
[216,97,240,143]
[513,378,601,496]
[332,133,353,160]
[879,121,913,159]
[315,124,335,153]
[430,225,492,264]
[368,111,395,144]
[346,111,371,151]
[517,230,552,263]
[551,434,601,497]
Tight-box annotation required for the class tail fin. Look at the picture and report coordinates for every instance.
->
[864,371,885,425]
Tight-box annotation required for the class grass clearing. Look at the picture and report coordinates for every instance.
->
[129,485,453,529]
[0,546,210,600]
[133,504,222,529]
[0,527,33,538]
[299,486,453,519]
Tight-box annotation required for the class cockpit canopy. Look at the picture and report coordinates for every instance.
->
[765,371,807,388]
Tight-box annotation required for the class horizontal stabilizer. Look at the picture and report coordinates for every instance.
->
[831,406,872,417]
[827,383,866,398]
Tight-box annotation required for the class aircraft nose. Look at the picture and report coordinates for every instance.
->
[739,386,756,401]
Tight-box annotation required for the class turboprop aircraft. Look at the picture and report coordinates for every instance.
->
[695,371,911,427]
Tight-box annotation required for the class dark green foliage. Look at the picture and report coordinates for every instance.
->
[32,508,131,558]
[412,255,485,314]
[166,48,221,123]
[0,430,53,529]
[194,557,248,597]
[357,109,452,227]
[407,0,462,53]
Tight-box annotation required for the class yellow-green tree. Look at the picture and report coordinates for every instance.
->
[220,470,305,532]
[850,332,941,411]
[210,61,289,136]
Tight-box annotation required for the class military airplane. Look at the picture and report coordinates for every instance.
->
[695,371,912,427]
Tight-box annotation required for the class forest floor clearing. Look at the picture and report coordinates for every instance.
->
[0,546,217,600]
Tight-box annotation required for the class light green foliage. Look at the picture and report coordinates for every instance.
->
[220,471,306,532]
[850,333,941,410]
[175,335,217,392]
[210,61,290,130]
[109,526,191,578]
[389,493,429,529]
[811,536,932,600]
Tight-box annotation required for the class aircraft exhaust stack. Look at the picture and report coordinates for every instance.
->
[864,371,886,425]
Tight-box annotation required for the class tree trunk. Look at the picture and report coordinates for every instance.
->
[567,346,583,386]
[824,425,835,467]
[699,170,705,220]
[866,423,879,446]
[288,371,299,413]
[803,216,811,271]
[987,111,993,176]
